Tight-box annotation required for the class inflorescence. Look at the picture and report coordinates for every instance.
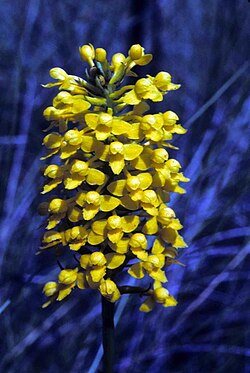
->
[39,43,189,312]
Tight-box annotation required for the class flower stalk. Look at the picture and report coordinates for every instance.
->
[102,297,115,373]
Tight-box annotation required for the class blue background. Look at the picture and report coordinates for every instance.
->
[0,1,249,372]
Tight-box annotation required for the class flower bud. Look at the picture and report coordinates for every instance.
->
[79,44,95,66]
[43,282,58,297]
[95,48,107,62]
[43,106,59,121]
[147,255,162,267]
[129,44,143,60]
[135,78,151,96]
[99,112,113,126]
[158,206,175,224]
[140,114,157,130]
[141,190,158,204]
[163,110,179,125]
[99,279,121,302]
[70,226,82,239]
[111,53,126,68]
[49,198,68,214]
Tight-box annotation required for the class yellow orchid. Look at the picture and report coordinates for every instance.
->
[129,233,148,261]
[99,141,143,175]
[139,281,177,312]
[80,251,107,285]
[85,112,131,141]
[75,190,120,220]
[123,73,180,106]
[128,254,167,282]
[88,215,140,245]
[80,251,126,288]
[46,198,69,229]
[42,268,82,308]
[40,43,189,314]
[42,67,86,93]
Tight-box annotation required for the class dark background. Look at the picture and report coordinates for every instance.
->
[0,1,249,372]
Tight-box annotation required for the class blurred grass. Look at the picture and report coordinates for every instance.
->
[0,1,249,372]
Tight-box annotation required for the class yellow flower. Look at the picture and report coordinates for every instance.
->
[129,233,148,261]
[85,112,131,141]
[75,190,120,220]
[123,73,180,105]
[64,226,89,251]
[139,281,177,312]
[64,160,107,190]
[42,268,83,307]
[126,44,152,74]
[88,215,140,245]
[99,141,143,175]
[128,254,167,282]
[42,67,85,92]
[80,252,107,284]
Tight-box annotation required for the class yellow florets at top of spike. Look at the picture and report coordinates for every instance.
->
[40,43,189,313]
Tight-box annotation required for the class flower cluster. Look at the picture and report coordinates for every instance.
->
[39,43,188,312]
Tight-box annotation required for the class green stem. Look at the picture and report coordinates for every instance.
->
[102,297,115,373]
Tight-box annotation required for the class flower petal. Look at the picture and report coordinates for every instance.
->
[100,196,120,211]
[121,215,140,233]
[109,154,125,175]
[88,230,105,245]
[142,217,158,235]
[90,266,106,282]
[83,204,99,220]
[120,195,139,210]
[123,89,141,105]
[109,239,130,254]
[42,179,62,194]
[106,253,126,269]
[123,144,143,160]
[128,262,144,279]
[86,169,106,185]
[139,296,155,312]
[91,220,107,235]
[152,238,165,254]
[137,172,153,189]
[64,175,84,189]
[80,254,91,269]
[85,113,99,129]
[107,228,123,243]
[148,268,167,282]
[107,180,126,196]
